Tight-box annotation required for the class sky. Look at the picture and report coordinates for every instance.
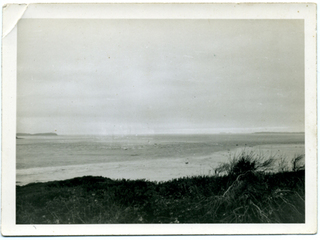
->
[17,19,304,135]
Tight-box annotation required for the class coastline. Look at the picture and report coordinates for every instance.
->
[16,143,304,186]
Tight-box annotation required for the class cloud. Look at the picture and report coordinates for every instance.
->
[17,19,304,134]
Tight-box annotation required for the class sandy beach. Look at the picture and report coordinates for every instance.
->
[16,143,304,185]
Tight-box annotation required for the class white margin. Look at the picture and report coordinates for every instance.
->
[1,2,318,237]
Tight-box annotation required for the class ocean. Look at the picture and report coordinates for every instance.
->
[16,133,305,170]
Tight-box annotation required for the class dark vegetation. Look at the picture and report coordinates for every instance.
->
[16,153,305,224]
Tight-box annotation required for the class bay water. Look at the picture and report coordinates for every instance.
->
[17,133,304,170]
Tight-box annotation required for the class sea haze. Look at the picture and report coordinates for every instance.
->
[16,133,305,170]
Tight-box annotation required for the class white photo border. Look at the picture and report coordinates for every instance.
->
[1,3,317,236]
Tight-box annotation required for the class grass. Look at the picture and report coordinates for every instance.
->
[16,152,305,224]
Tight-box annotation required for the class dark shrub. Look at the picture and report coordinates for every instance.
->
[229,157,256,176]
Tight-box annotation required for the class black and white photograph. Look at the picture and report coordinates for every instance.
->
[1,2,317,236]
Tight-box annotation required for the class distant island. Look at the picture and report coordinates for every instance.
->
[16,132,58,136]
[253,132,304,134]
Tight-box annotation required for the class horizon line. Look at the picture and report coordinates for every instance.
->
[16,131,306,136]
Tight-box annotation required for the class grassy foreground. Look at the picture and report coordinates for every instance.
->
[16,153,305,224]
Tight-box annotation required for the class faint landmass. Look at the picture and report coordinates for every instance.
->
[253,132,304,134]
[17,132,58,136]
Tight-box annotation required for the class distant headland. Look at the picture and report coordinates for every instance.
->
[16,132,58,136]
[252,132,304,134]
